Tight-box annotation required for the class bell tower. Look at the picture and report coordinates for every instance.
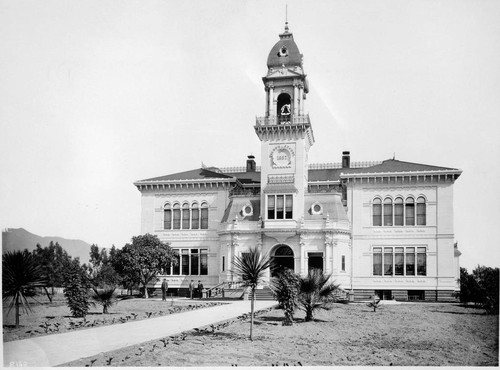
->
[255,22,315,227]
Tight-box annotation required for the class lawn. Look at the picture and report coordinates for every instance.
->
[2,294,225,342]
[62,301,499,367]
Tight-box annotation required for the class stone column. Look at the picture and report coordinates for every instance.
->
[325,240,332,275]
[299,85,304,115]
[293,84,298,117]
[269,86,274,118]
[299,233,306,275]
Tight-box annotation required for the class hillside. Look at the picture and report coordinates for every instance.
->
[2,228,91,264]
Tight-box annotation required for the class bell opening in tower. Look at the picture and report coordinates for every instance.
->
[277,93,292,124]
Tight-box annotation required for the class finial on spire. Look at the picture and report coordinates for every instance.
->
[284,4,289,32]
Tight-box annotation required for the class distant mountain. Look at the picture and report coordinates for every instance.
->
[2,228,91,264]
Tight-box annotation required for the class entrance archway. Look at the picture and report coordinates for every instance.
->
[271,245,294,277]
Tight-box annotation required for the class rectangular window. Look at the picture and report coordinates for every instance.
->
[164,210,172,230]
[172,254,180,275]
[394,203,404,226]
[190,249,199,275]
[181,251,189,275]
[200,208,209,229]
[406,247,415,276]
[373,247,382,276]
[373,203,382,226]
[276,195,284,219]
[221,256,225,272]
[267,194,293,220]
[267,195,275,219]
[285,195,293,219]
[384,247,393,275]
[341,255,346,271]
[417,247,426,276]
[405,203,415,226]
[200,250,208,275]
[395,247,404,275]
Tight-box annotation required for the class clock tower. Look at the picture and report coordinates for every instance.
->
[255,22,315,227]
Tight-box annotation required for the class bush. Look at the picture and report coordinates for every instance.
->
[63,259,91,318]
[271,269,300,326]
[91,287,118,314]
[460,266,499,314]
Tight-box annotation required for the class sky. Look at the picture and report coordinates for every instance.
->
[1,0,499,271]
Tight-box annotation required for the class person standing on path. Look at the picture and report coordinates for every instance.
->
[161,279,168,301]
[197,280,204,299]
[189,280,194,299]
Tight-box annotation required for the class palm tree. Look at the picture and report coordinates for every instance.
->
[231,247,271,341]
[298,268,340,322]
[91,287,118,314]
[2,250,44,328]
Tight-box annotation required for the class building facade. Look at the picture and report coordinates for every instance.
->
[134,24,462,301]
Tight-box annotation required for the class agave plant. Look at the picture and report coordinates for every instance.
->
[91,287,118,314]
[297,268,340,322]
[2,250,44,327]
[231,247,271,341]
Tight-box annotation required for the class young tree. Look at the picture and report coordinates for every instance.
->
[270,269,300,326]
[62,258,91,317]
[115,234,178,298]
[297,268,340,322]
[88,244,120,289]
[473,265,499,314]
[2,250,44,327]
[32,242,72,302]
[232,247,272,341]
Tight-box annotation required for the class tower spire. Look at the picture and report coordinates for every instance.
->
[284,5,289,32]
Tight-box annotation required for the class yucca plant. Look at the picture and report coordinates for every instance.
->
[298,268,340,322]
[231,247,271,341]
[91,287,118,314]
[2,250,44,328]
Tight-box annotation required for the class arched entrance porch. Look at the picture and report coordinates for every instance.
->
[270,245,295,277]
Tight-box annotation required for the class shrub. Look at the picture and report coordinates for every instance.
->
[91,287,118,314]
[297,269,340,322]
[270,269,300,326]
[63,259,91,318]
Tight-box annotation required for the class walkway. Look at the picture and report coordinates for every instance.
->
[3,299,277,367]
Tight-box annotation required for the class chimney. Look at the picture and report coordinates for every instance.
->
[342,151,350,169]
[246,155,256,172]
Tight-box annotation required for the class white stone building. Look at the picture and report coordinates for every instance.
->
[134,24,462,301]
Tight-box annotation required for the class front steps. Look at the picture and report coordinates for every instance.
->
[247,287,275,301]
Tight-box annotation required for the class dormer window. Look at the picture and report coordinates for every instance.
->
[278,46,288,57]
[311,202,323,215]
[241,203,253,217]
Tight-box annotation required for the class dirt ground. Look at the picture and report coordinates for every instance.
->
[62,302,499,367]
[2,295,224,342]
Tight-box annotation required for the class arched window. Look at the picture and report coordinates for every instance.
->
[383,198,393,226]
[163,203,172,230]
[182,202,190,229]
[417,197,426,225]
[277,93,292,124]
[172,203,181,230]
[394,197,404,226]
[191,202,200,229]
[405,197,415,226]
[200,202,209,229]
[373,198,382,226]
